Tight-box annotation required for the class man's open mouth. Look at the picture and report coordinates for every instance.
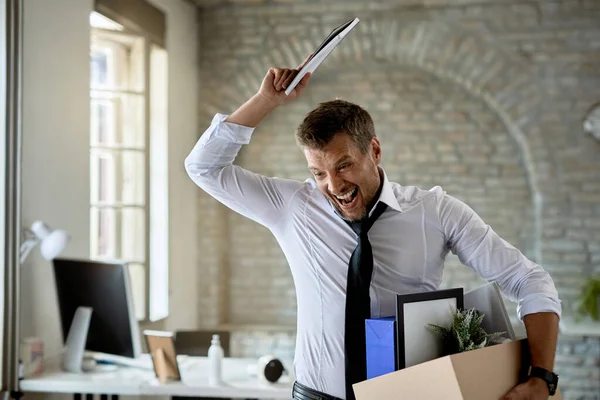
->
[334,187,359,207]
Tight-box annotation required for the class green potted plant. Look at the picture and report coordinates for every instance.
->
[577,276,600,321]
[426,308,506,356]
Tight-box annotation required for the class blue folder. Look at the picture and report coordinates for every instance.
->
[365,316,396,379]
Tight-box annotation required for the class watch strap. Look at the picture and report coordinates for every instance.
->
[529,366,558,396]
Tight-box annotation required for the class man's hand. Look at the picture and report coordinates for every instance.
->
[501,377,549,400]
[225,55,313,127]
[257,54,312,106]
[498,311,559,400]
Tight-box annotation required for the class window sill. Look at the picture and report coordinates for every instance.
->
[559,317,600,337]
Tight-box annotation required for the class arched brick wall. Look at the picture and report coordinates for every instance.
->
[198,19,549,325]
[194,5,600,396]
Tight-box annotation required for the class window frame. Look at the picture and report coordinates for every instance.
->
[89,18,168,324]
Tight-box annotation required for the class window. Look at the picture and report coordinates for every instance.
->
[89,11,169,322]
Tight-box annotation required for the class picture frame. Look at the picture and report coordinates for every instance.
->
[395,288,464,370]
[143,330,182,384]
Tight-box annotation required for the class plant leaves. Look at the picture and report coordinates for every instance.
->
[425,308,507,355]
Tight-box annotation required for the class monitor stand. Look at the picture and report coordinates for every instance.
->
[62,306,92,373]
[61,306,151,372]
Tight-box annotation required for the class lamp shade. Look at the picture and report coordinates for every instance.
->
[40,229,70,260]
[29,220,70,260]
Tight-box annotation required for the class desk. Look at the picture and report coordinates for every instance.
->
[19,355,294,399]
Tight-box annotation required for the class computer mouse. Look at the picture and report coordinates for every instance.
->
[81,358,97,372]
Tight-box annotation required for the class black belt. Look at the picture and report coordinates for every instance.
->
[292,381,344,400]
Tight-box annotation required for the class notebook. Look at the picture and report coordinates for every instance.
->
[284,17,360,95]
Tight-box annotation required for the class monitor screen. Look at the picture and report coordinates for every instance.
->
[52,258,142,358]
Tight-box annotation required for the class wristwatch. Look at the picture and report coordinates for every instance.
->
[528,366,559,396]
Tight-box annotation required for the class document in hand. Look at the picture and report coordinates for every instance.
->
[284,17,360,96]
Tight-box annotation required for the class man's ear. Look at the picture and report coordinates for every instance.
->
[371,137,382,165]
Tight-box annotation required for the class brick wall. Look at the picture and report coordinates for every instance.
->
[193,1,600,398]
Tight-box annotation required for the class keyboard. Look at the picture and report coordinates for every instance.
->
[84,352,192,371]
[85,352,154,370]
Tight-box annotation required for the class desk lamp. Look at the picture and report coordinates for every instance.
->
[20,220,70,263]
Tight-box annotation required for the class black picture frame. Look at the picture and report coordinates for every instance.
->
[395,288,464,370]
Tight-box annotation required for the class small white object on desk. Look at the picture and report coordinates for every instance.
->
[19,337,44,378]
[207,334,224,386]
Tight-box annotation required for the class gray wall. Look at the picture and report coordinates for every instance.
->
[193,1,600,398]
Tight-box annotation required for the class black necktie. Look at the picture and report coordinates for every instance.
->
[344,201,388,400]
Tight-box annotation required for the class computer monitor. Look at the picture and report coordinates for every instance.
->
[52,258,142,360]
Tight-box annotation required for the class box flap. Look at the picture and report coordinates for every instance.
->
[450,340,523,399]
[353,355,463,399]
[451,340,564,400]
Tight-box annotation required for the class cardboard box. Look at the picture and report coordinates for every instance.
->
[354,339,563,400]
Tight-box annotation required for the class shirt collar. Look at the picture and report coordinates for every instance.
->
[373,167,403,215]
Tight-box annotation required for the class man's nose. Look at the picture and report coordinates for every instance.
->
[328,175,344,194]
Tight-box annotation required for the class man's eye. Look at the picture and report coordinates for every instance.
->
[314,172,324,179]
[339,164,349,170]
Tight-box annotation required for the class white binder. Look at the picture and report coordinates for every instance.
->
[464,281,518,341]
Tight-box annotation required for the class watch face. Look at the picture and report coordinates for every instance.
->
[549,373,558,395]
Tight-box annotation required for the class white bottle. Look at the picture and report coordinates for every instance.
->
[207,334,223,386]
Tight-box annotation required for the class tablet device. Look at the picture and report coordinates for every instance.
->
[284,17,360,95]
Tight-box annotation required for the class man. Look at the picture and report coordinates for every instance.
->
[185,59,561,400]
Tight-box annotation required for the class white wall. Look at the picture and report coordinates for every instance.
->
[20,0,200,361]
[21,0,93,358]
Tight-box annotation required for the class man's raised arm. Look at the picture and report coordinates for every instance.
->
[184,60,312,229]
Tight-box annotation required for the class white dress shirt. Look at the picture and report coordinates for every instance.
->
[185,113,562,399]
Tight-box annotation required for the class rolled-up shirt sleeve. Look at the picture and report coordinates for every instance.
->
[184,113,304,230]
[435,188,562,321]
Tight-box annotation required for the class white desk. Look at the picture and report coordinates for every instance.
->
[19,355,294,399]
